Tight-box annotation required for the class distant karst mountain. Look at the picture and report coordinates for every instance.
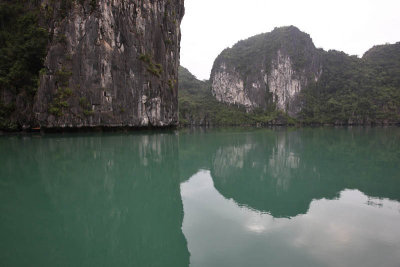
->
[178,66,293,126]
[179,26,400,126]
[211,26,321,116]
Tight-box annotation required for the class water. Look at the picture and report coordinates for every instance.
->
[0,127,400,267]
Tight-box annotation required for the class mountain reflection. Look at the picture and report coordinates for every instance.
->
[0,133,189,267]
[181,171,400,267]
[179,127,400,218]
[1,127,400,267]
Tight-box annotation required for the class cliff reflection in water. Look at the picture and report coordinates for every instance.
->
[0,133,189,267]
[181,171,400,267]
[179,127,400,267]
[1,127,400,267]
[179,127,400,218]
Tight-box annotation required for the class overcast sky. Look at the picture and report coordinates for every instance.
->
[180,0,400,80]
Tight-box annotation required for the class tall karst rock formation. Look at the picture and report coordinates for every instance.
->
[33,0,184,128]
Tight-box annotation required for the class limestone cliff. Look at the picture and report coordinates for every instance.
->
[33,0,184,128]
[210,26,322,116]
[210,27,400,124]
[179,66,298,126]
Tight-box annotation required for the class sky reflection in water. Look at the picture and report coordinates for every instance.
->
[181,170,400,267]
[1,128,399,266]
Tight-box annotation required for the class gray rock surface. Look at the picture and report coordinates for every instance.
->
[210,26,321,116]
[34,0,184,128]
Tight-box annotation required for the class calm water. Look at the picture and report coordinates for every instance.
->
[1,127,400,266]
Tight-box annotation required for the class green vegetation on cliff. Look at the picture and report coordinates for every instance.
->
[300,43,400,124]
[209,26,400,125]
[178,66,293,126]
[0,7,399,130]
[180,38,400,126]
[214,26,318,78]
[0,1,47,129]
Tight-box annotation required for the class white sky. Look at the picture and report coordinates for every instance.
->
[180,0,400,80]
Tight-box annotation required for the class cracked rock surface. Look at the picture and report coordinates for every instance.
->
[34,0,184,128]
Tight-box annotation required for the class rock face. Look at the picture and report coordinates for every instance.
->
[183,26,399,125]
[210,26,321,116]
[211,63,254,109]
[34,0,184,128]
[267,50,305,113]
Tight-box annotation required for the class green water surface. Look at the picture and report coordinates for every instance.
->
[0,127,399,266]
